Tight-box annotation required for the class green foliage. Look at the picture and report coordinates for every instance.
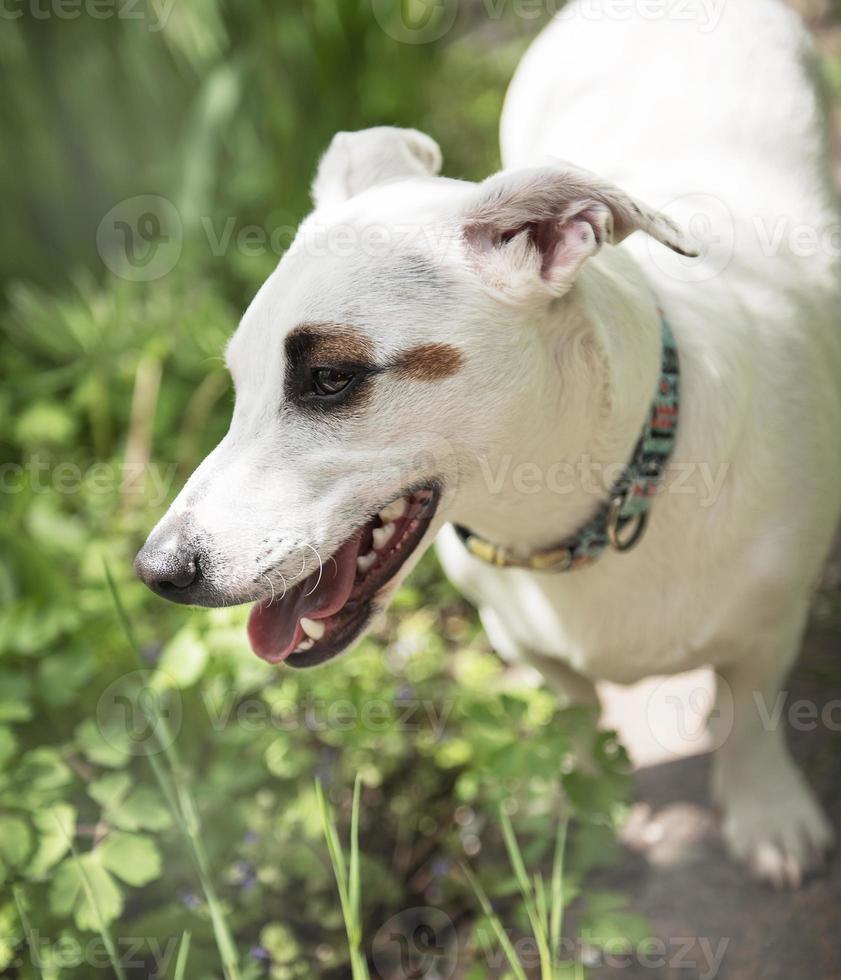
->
[0,1,539,305]
[0,508,635,976]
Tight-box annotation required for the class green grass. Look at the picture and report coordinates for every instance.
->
[313,779,579,979]
[461,861,530,980]
[315,774,370,980]
[105,563,243,980]
[463,806,575,980]
[12,887,44,980]
[171,930,192,980]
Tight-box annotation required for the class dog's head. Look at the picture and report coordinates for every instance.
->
[135,127,694,667]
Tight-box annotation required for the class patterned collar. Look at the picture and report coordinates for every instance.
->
[453,313,679,572]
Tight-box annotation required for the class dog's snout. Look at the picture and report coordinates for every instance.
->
[134,540,201,603]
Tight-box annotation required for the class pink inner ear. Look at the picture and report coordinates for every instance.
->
[496,214,600,278]
[497,204,611,282]
[542,215,601,280]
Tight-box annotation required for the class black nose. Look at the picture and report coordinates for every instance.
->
[134,545,200,602]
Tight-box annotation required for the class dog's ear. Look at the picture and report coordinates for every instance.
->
[312,127,442,208]
[463,164,699,300]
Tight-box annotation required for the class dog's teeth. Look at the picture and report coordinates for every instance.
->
[373,523,396,549]
[300,617,325,640]
[356,552,377,573]
[379,498,407,522]
[295,638,314,651]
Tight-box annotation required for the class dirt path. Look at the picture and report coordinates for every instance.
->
[589,615,841,979]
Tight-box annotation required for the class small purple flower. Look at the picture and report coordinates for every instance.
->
[178,890,201,910]
[140,642,162,665]
[394,683,415,702]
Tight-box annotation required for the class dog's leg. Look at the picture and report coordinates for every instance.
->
[520,648,600,709]
[710,609,833,888]
[480,605,598,707]
[519,648,602,779]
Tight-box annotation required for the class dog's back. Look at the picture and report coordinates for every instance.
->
[502,0,841,302]
[502,1,836,230]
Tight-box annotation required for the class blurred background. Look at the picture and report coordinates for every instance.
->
[1,1,840,978]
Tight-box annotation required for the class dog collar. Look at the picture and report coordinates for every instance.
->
[453,313,679,572]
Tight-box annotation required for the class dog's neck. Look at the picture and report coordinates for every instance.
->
[452,247,663,553]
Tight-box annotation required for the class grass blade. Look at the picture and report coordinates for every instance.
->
[103,560,142,664]
[172,930,192,980]
[315,779,349,904]
[550,817,568,963]
[499,807,534,908]
[533,873,553,980]
[315,778,369,980]
[12,887,44,980]
[461,862,528,980]
[499,806,550,964]
[349,773,362,930]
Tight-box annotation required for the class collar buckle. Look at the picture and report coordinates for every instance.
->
[528,546,574,572]
[606,494,649,552]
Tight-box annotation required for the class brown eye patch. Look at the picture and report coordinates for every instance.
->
[296,325,376,365]
[390,343,464,382]
[285,323,381,414]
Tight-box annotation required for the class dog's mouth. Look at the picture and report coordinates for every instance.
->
[246,485,440,668]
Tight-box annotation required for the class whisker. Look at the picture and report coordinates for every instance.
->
[303,544,324,597]
[290,552,308,583]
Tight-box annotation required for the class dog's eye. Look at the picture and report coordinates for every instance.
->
[310,367,354,397]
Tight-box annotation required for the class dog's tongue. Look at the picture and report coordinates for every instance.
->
[247,534,361,663]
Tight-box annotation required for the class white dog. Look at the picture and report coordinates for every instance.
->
[136,0,841,887]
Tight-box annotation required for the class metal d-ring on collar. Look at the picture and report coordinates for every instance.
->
[606,493,648,551]
[453,312,680,573]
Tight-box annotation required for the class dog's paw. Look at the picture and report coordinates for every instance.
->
[721,785,834,888]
